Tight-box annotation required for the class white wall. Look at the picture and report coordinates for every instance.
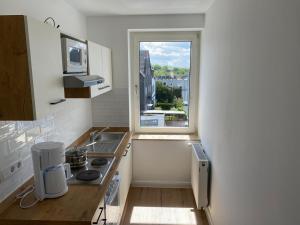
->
[0,0,92,202]
[87,14,205,127]
[0,0,87,38]
[87,15,204,187]
[200,0,300,224]
[132,140,194,187]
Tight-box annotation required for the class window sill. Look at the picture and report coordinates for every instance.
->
[131,133,199,141]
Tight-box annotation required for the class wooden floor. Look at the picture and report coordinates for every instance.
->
[121,187,209,225]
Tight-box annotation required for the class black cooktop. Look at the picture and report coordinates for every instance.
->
[67,157,115,185]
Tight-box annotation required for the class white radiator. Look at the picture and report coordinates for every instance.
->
[191,143,209,209]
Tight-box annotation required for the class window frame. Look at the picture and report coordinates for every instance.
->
[129,31,200,133]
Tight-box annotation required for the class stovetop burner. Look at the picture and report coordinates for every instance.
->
[67,156,116,185]
[76,170,100,181]
[91,158,108,167]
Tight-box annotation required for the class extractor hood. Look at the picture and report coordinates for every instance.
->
[63,75,104,88]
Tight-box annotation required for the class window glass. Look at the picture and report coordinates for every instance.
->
[139,42,191,128]
[69,47,81,64]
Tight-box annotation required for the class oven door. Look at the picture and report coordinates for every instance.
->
[105,174,121,225]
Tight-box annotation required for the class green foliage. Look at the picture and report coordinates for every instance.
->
[156,102,174,110]
[153,64,162,71]
[155,81,184,111]
[173,86,182,99]
[174,98,184,111]
[155,81,182,103]
[155,81,174,103]
[152,64,189,78]
[165,115,176,121]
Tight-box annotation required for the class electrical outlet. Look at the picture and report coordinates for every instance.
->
[0,160,23,183]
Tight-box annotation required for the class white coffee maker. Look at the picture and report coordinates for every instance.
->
[31,142,71,200]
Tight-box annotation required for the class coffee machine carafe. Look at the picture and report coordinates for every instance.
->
[31,142,71,200]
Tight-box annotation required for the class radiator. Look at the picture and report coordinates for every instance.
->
[191,143,209,209]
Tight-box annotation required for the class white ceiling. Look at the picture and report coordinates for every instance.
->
[65,0,213,16]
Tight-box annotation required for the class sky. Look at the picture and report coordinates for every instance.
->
[140,42,191,68]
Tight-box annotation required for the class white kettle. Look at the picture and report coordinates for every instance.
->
[31,142,72,200]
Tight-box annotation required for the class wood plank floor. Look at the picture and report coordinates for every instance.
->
[121,187,209,225]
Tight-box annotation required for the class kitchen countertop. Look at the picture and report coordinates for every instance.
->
[0,127,131,225]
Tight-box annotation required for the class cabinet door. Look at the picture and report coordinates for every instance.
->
[118,142,132,219]
[88,41,112,98]
[0,16,34,120]
[101,46,112,89]
[26,16,65,119]
[88,41,103,78]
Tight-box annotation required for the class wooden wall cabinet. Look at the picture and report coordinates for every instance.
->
[0,15,65,120]
[64,41,112,98]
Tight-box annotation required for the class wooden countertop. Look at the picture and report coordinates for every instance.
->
[0,127,131,225]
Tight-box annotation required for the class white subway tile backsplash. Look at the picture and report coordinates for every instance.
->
[0,163,28,202]
[20,156,33,181]
[8,133,26,152]
[18,143,32,159]
[0,123,17,141]
[0,99,92,203]
[0,151,20,170]
[40,125,53,135]
[17,121,34,133]
[39,116,55,136]
[0,140,10,157]
[0,174,19,202]
[0,120,47,203]
[34,136,46,144]
[26,127,41,142]
[92,87,129,127]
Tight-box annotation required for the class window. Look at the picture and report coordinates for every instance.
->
[130,31,200,133]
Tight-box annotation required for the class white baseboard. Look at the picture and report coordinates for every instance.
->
[132,180,191,188]
[204,207,214,225]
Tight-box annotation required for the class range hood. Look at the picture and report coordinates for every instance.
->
[63,75,104,88]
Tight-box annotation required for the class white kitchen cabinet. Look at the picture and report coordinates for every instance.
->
[26,16,65,119]
[0,15,65,120]
[118,141,132,220]
[88,41,112,98]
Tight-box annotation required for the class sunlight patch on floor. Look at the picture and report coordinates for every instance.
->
[130,206,196,224]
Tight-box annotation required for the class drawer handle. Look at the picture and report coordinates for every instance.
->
[126,143,131,149]
[49,99,66,105]
[123,149,128,157]
[92,207,104,224]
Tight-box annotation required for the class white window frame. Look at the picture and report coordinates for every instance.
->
[129,30,200,133]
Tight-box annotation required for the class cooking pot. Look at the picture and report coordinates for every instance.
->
[65,147,87,168]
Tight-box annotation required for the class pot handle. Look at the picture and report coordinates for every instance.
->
[64,163,72,180]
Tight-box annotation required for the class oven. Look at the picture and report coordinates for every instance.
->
[105,174,121,225]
